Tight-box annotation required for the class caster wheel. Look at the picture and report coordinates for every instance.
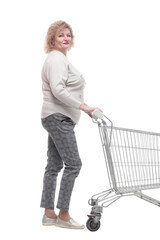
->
[86,218,101,232]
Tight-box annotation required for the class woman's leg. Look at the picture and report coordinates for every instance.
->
[40,134,63,215]
[41,113,82,222]
[48,118,82,212]
[56,129,82,212]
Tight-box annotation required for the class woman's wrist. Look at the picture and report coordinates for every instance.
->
[79,103,86,110]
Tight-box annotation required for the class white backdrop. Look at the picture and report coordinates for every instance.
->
[0,0,160,239]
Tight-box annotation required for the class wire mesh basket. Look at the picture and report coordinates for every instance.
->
[86,110,160,231]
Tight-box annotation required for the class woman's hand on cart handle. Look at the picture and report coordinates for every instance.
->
[79,103,102,118]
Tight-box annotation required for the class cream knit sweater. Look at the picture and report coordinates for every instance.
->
[41,50,85,123]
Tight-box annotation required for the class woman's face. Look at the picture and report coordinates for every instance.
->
[54,28,72,54]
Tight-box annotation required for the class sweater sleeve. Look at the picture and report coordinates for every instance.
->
[46,54,82,109]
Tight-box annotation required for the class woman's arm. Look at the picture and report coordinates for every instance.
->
[47,55,82,109]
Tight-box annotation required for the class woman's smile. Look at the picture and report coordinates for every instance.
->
[63,41,69,45]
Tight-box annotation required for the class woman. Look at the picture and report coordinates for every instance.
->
[40,20,99,229]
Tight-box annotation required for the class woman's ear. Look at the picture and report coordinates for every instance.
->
[50,36,55,47]
[51,40,55,46]
[49,40,55,48]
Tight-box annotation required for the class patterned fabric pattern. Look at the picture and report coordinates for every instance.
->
[40,113,82,210]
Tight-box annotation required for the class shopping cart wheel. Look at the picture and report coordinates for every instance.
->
[86,218,101,231]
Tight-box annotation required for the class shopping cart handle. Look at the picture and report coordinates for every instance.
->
[92,109,113,146]
[92,109,113,126]
[92,109,104,121]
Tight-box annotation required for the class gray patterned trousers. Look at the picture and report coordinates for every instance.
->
[40,113,82,210]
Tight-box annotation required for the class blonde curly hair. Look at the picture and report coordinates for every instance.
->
[44,20,74,53]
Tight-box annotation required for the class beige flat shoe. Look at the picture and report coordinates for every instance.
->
[42,215,57,226]
[56,216,85,229]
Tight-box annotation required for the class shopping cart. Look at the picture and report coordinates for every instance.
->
[86,110,160,231]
